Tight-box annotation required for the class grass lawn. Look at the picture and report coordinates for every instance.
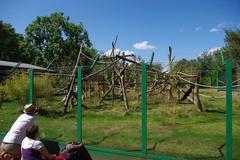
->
[0,89,239,160]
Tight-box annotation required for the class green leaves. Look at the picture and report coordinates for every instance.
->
[0,20,24,62]
[224,28,240,63]
[24,12,94,68]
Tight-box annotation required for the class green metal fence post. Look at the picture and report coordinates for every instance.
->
[29,69,33,104]
[142,63,147,156]
[77,66,82,143]
[226,60,232,160]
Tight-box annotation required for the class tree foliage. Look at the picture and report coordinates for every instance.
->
[174,58,198,73]
[224,28,240,63]
[24,12,94,68]
[0,20,25,62]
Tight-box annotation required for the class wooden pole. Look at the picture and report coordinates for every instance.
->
[64,44,83,113]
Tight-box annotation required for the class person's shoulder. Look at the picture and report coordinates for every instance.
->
[34,139,43,145]
[33,139,44,150]
[20,113,35,119]
[22,137,28,144]
[22,138,44,149]
[22,137,32,148]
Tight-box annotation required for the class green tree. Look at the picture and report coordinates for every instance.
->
[224,28,240,63]
[0,20,24,62]
[175,58,198,73]
[196,52,219,85]
[25,12,94,68]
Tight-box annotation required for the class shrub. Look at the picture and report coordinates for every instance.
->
[34,75,55,100]
[1,72,55,104]
[1,73,29,104]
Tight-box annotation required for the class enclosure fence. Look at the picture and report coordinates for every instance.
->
[27,61,234,160]
[0,60,236,160]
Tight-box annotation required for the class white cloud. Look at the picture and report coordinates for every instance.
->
[208,47,221,54]
[195,26,202,31]
[104,48,135,57]
[197,47,221,57]
[209,28,221,32]
[105,48,120,57]
[209,23,225,32]
[133,41,155,50]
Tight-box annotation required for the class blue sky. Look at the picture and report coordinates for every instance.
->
[0,0,240,63]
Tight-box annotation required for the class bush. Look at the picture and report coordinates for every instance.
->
[0,72,55,104]
[34,75,55,100]
[0,73,29,104]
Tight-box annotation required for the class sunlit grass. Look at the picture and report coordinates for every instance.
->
[0,89,239,159]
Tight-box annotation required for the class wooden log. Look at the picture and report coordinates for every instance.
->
[112,66,115,106]
[115,64,129,110]
[99,85,114,103]
[98,81,100,99]
[63,44,83,113]
[120,74,129,110]
[193,75,203,112]
[115,55,162,73]
[88,80,91,99]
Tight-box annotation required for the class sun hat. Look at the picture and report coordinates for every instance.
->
[23,104,38,114]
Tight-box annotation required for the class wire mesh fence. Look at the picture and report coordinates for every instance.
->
[0,60,239,159]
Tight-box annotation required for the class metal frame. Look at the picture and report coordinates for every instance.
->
[29,69,33,104]
[77,66,82,143]
[0,62,230,159]
[77,64,181,159]
[77,62,234,159]
[226,60,232,160]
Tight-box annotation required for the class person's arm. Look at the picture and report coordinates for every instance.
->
[38,147,56,160]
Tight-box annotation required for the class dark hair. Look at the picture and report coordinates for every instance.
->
[26,125,39,139]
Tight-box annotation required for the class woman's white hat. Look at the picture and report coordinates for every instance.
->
[23,104,38,114]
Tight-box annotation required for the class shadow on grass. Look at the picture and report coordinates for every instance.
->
[182,155,223,160]
[205,109,226,114]
[84,103,112,111]
[37,108,65,117]
[85,132,120,145]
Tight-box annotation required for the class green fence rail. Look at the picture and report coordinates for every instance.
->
[29,68,33,104]
[226,60,232,160]
[0,61,235,160]
[141,63,147,156]
[77,66,82,143]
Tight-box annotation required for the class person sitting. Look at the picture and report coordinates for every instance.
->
[59,142,92,160]
[21,125,56,160]
[0,104,38,159]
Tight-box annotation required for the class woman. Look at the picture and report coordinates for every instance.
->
[1,104,38,159]
[21,125,56,160]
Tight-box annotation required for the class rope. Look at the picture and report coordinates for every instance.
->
[199,92,239,99]
[199,93,225,99]
[177,72,197,77]
[80,52,112,64]
[34,72,73,77]
[82,60,119,80]
[177,74,240,89]
[218,80,225,84]
[232,84,240,88]
[232,78,240,84]
[177,74,226,89]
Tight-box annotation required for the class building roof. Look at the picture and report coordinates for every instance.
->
[0,60,50,71]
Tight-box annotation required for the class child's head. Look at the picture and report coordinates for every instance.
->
[26,125,39,139]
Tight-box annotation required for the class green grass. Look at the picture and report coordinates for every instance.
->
[0,89,239,160]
